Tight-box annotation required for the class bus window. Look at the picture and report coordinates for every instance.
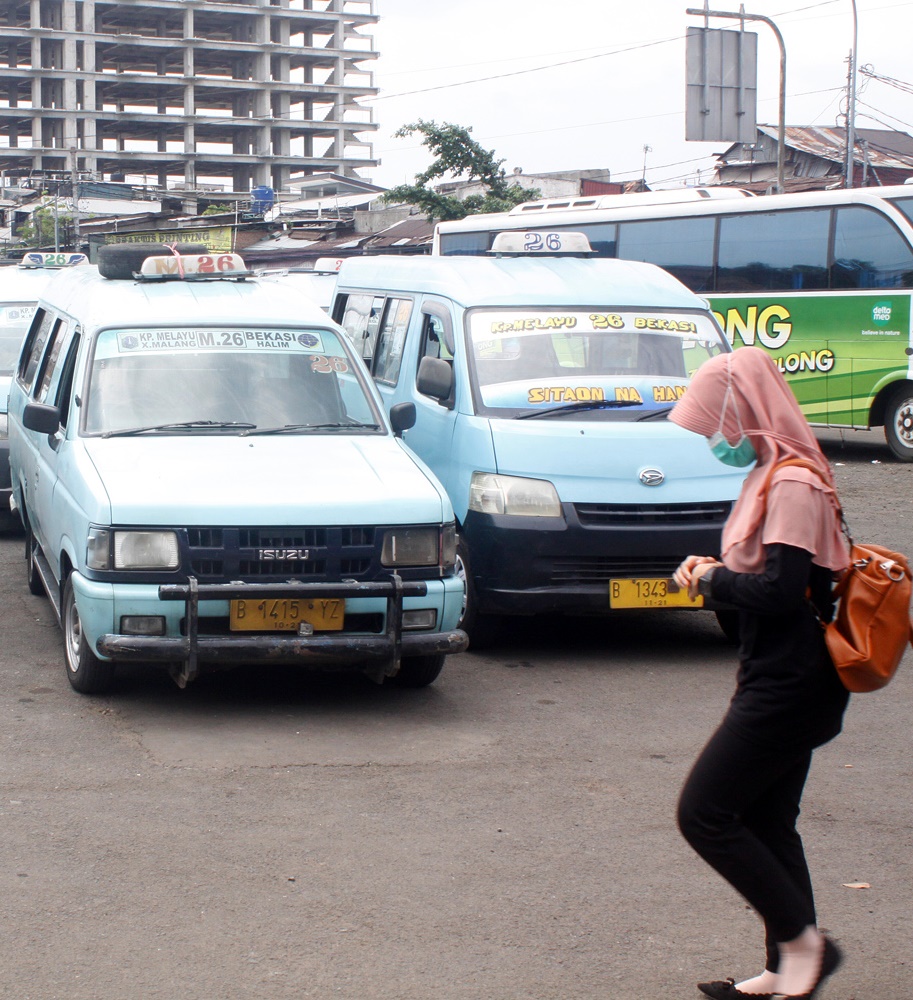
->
[617,217,715,292]
[887,196,913,228]
[717,209,830,292]
[831,206,913,288]
[573,222,617,257]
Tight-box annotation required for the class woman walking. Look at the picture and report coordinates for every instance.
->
[670,347,849,1000]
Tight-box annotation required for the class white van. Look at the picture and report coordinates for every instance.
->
[8,247,466,693]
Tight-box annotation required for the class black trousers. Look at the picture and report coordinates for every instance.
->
[677,721,816,971]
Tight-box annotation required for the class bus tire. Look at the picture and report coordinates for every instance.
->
[884,384,913,461]
[455,537,501,649]
[97,242,209,280]
[62,576,116,694]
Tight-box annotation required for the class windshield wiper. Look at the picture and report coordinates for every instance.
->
[102,420,257,438]
[240,421,380,436]
[516,399,642,420]
[636,406,675,422]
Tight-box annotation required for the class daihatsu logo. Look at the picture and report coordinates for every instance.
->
[639,468,665,487]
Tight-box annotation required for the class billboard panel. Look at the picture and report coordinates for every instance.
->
[686,26,757,143]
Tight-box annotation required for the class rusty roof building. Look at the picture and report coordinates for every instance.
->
[714,125,913,191]
[0,0,378,195]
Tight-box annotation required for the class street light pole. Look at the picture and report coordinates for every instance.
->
[845,0,858,188]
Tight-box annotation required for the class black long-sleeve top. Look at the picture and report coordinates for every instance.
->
[708,543,850,748]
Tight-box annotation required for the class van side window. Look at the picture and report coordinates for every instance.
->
[337,292,385,362]
[19,308,55,391]
[372,297,413,385]
[419,314,453,364]
[34,318,70,404]
[55,335,80,429]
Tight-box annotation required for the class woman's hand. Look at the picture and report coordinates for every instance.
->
[673,555,723,600]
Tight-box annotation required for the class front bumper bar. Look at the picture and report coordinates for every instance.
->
[96,576,468,683]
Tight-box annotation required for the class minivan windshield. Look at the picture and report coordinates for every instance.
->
[465,307,728,418]
[84,325,383,436]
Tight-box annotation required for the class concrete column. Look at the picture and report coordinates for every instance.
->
[82,0,97,175]
[62,1,78,153]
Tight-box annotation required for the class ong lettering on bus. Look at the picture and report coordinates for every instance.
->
[711,304,792,350]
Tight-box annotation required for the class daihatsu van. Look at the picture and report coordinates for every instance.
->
[330,234,747,644]
[8,246,466,693]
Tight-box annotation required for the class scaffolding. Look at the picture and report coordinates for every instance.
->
[0,0,378,194]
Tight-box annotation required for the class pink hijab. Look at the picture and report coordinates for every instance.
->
[670,347,849,574]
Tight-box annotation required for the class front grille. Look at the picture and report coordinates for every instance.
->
[574,501,732,527]
[185,526,378,582]
[551,556,683,584]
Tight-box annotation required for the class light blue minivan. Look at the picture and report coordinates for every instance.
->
[330,242,747,643]
[8,246,466,693]
[0,252,88,530]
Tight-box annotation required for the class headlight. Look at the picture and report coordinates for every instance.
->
[0,413,8,440]
[381,526,440,567]
[87,528,180,570]
[468,472,562,517]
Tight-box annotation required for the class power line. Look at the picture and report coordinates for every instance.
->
[365,36,681,103]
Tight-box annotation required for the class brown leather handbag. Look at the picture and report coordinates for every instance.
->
[762,459,913,692]
[825,541,913,692]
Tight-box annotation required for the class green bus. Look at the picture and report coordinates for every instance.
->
[435,185,913,460]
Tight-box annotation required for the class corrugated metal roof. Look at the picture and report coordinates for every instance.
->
[362,217,433,250]
[756,125,913,168]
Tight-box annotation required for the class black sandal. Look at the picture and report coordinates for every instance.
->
[697,979,773,1000]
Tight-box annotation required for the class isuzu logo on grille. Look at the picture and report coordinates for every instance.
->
[258,548,310,560]
[639,468,665,487]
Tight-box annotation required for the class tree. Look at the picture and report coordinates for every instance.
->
[383,120,539,221]
[16,205,74,249]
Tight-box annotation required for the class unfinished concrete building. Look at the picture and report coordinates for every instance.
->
[0,0,378,194]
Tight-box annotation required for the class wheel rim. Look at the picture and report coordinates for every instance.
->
[893,397,913,449]
[64,589,82,675]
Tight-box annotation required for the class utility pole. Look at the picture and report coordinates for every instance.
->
[642,145,652,186]
[69,147,81,246]
[845,0,858,188]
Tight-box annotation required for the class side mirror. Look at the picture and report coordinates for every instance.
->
[389,402,416,437]
[416,356,454,406]
[23,401,61,435]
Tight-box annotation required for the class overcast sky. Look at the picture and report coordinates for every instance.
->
[364,0,913,191]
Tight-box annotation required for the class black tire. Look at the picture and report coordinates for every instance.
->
[62,576,116,694]
[883,383,913,461]
[24,525,45,597]
[97,242,209,280]
[715,609,740,645]
[390,653,446,689]
[454,536,501,649]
